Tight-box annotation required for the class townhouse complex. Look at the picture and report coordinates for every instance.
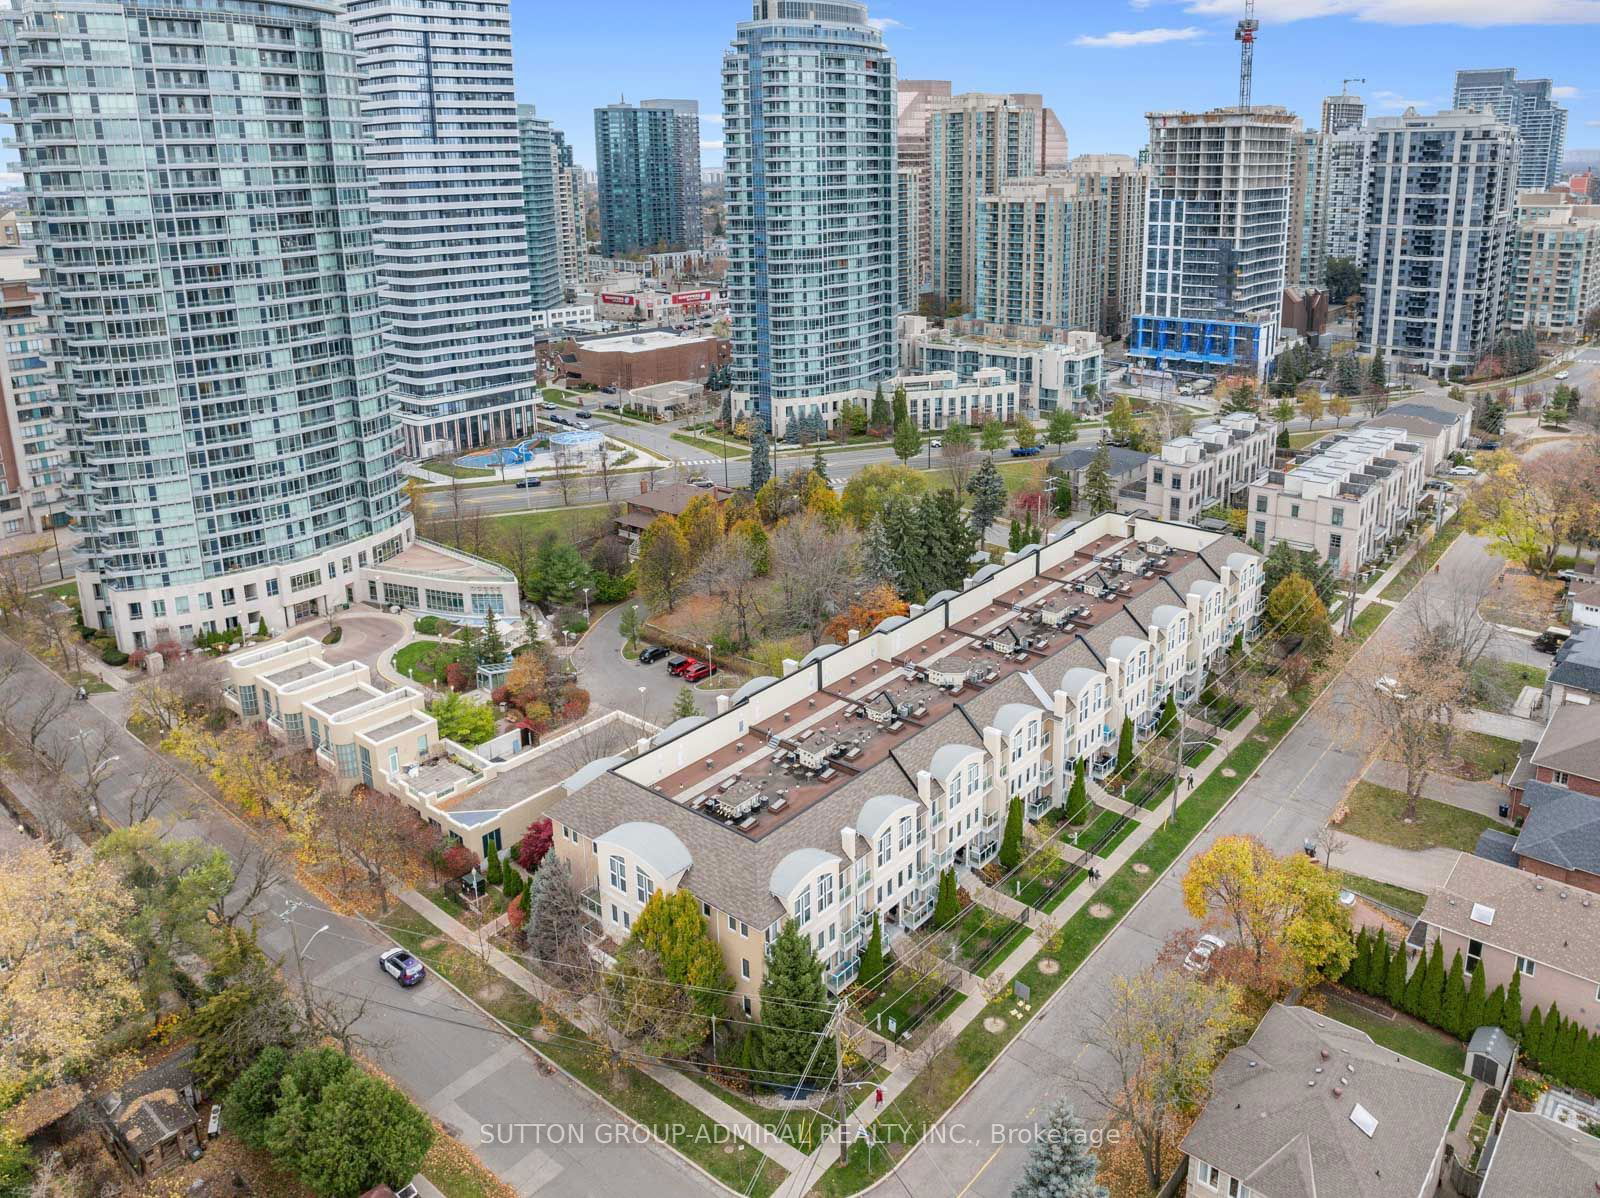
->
[1131,413,1275,526]
[539,512,1263,1011]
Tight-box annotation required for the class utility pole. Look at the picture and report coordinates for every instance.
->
[1342,565,1358,637]
[833,1002,850,1165]
[1170,706,1185,825]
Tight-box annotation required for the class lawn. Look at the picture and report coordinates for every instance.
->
[481,504,611,546]
[1318,989,1467,1079]
[393,639,473,685]
[943,904,1028,972]
[671,431,749,459]
[1443,730,1522,782]
[1471,657,1548,713]
[1379,517,1464,602]
[858,971,961,1042]
[1329,869,1428,917]
[1338,780,1504,852]
[1007,852,1076,909]
[695,1075,837,1153]
[424,456,494,480]
[1287,429,1329,450]
[1068,805,1127,852]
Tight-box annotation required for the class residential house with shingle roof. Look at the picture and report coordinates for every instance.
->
[1507,695,1600,820]
[1181,1003,1459,1198]
[1416,852,1600,1034]
[1479,1110,1600,1197]
[547,512,1263,1009]
[1547,626,1600,705]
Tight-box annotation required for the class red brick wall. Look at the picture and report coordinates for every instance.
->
[1516,855,1600,895]
[1534,766,1600,797]
[560,338,729,390]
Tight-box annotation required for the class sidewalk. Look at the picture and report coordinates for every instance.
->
[1458,708,1544,742]
[1362,760,1508,818]
[396,889,812,1176]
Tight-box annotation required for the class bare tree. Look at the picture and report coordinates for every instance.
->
[212,839,287,927]
[0,647,28,724]
[23,690,70,752]
[942,440,976,494]
[0,544,48,619]
[594,436,618,500]
[319,787,429,913]
[1313,822,1349,872]
[696,534,765,648]
[551,443,579,507]
[69,724,121,816]
[117,758,188,828]
[1407,556,1501,679]
[770,512,865,646]
[1351,650,1467,823]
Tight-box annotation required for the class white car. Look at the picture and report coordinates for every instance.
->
[1374,676,1411,702]
[929,438,943,449]
[1554,370,1571,381]
[1448,465,1478,477]
[1182,933,1227,974]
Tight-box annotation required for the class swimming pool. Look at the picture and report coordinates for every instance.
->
[456,441,536,468]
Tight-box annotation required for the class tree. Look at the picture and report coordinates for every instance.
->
[858,913,889,990]
[967,456,1007,536]
[1223,380,1258,415]
[749,423,772,492]
[636,514,691,611]
[1325,256,1362,304]
[1462,448,1600,576]
[1328,393,1351,427]
[933,867,960,928]
[1000,795,1024,870]
[754,921,835,1088]
[1299,389,1324,425]
[980,418,1008,455]
[1051,473,1073,517]
[697,532,765,647]
[1014,419,1039,451]
[225,1045,291,1151]
[264,1046,355,1175]
[484,846,504,886]
[1441,950,1468,1038]
[811,445,829,482]
[426,692,496,746]
[1464,959,1487,1034]
[1157,691,1178,737]
[892,418,921,464]
[1180,836,1356,995]
[1353,648,1467,824]
[672,686,698,718]
[1501,968,1524,1039]
[840,463,927,530]
[869,383,891,430]
[1265,574,1331,658]
[678,494,726,565]
[1066,759,1090,825]
[95,825,234,994]
[618,604,642,652]
[1010,1099,1109,1198]
[517,818,554,873]
[892,384,909,428]
[1046,408,1078,454]
[1334,353,1362,397]
[1384,938,1407,1010]
[770,511,866,645]
[1084,445,1114,516]
[188,929,302,1090]
[296,1067,435,1198]
[1420,940,1446,1026]
[822,582,908,645]
[523,856,588,975]
[0,841,140,1089]
[1116,715,1134,774]
[940,421,977,492]
[1368,348,1387,391]
[1075,968,1248,1193]
[479,608,508,667]
[626,890,729,1023]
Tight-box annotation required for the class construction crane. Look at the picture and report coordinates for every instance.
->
[1235,0,1259,111]
[1342,76,1366,96]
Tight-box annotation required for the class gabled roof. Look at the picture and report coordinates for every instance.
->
[1480,1111,1600,1197]
[1531,701,1600,780]
[1420,852,1600,983]
[1550,627,1600,695]
[1513,788,1600,876]
[1181,1005,1459,1198]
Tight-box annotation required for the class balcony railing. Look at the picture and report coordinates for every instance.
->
[579,885,603,922]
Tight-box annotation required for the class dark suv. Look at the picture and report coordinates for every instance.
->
[639,645,669,665]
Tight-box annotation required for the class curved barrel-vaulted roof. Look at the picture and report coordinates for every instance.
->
[600,821,692,880]
[651,715,709,746]
[991,702,1039,737]
[732,675,778,704]
[1151,603,1187,629]
[1060,666,1101,696]
[769,847,841,901]
[562,755,626,794]
[1110,635,1146,663]
[928,741,981,782]
[855,793,913,843]
[926,589,960,608]
[800,643,842,667]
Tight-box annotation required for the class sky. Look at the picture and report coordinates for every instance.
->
[519,0,1600,171]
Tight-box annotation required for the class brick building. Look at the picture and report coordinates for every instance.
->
[559,330,728,391]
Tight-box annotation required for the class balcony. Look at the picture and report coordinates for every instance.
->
[826,956,860,993]
[579,885,603,922]
[1026,793,1054,821]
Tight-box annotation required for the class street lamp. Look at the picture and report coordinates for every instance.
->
[581,586,591,625]
[704,642,715,677]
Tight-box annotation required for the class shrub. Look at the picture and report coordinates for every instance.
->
[440,843,476,879]
[490,685,511,705]
[561,689,591,721]
[151,639,182,661]
[129,648,149,669]
[443,661,471,691]
[321,626,343,646]
[562,616,589,635]
[414,615,440,635]
[517,818,554,872]
[101,646,129,667]
[592,570,633,603]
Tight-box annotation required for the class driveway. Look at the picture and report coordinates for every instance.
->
[1334,834,1460,894]
[570,601,720,722]
[321,610,408,667]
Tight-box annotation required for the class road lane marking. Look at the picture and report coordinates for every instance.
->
[957,1146,1002,1198]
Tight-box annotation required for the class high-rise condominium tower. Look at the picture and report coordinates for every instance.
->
[1321,91,1366,136]
[897,80,951,305]
[553,132,588,289]
[347,0,536,459]
[519,105,565,310]
[1454,68,1568,191]
[927,92,1063,307]
[594,100,704,257]
[1068,154,1148,338]
[0,256,64,539]
[973,177,1105,334]
[1131,107,1299,382]
[896,168,923,315]
[1288,130,1327,290]
[0,0,407,650]
[723,0,897,434]
[1325,127,1370,264]
[1360,110,1519,377]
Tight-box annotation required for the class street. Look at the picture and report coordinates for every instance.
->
[0,640,720,1198]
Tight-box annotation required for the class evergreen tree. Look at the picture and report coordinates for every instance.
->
[1335,353,1362,396]
[502,864,522,901]
[1524,1006,1545,1066]
[1463,964,1486,1034]
[1000,795,1025,871]
[1368,930,1390,997]
[1115,716,1134,774]
[224,1045,291,1151]
[858,913,889,990]
[1344,928,1370,990]
[1368,349,1387,390]
[1421,940,1446,1027]
[1556,1020,1583,1085]
[862,510,900,590]
[812,446,829,481]
[1010,1100,1109,1198]
[478,607,507,666]
[870,383,891,430]
[1052,475,1073,517]
[625,890,730,1024]
[1384,941,1407,1010]
[1065,759,1090,825]
[933,868,959,928]
[756,921,836,1089]
[892,384,909,428]
[1402,953,1427,1018]
[1481,984,1505,1036]
[1158,691,1178,736]
[672,686,698,718]
[1501,969,1524,1040]
[749,423,772,492]
[1084,445,1114,516]
[525,856,587,973]
[1542,1005,1566,1068]
[1440,951,1467,1037]
[967,457,1007,537]
[1009,516,1027,553]
[484,847,503,886]
[893,418,921,465]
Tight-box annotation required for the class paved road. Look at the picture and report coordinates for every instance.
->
[569,599,727,721]
[884,512,1507,1198]
[0,639,718,1198]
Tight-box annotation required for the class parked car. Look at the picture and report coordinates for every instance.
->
[688,475,714,488]
[1533,626,1572,653]
[639,645,670,665]
[602,401,621,411]
[666,655,692,675]
[1448,465,1478,477]
[1477,440,1500,451]
[379,947,426,987]
[1009,445,1042,457]
[681,660,718,682]
[1373,676,1411,701]
[514,477,542,489]
[1554,370,1571,381]
[574,409,593,420]
[929,437,943,449]
[1182,933,1226,974]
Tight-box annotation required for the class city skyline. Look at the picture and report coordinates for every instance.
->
[519,1,1598,172]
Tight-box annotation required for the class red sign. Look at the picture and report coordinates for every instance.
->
[670,289,714,305]
[598,292,637,306]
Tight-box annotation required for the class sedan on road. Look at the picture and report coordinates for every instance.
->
[379,947,426,987]
[1448,465,1478,477]
[1182,933,1227,974]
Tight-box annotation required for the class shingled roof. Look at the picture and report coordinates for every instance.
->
[1421,852,1600,983]
[1181,1004,1459,1198]
[1481,1111,1600,1197]
[1513,788,1600,876]
[1531,701,1600,781]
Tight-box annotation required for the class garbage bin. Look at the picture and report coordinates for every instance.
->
[1499,803,1510,819]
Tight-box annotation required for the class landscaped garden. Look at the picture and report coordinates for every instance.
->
[393,639,474,685]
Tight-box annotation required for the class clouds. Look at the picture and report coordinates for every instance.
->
[1371,88,1446,110]
[1073,25,1205,47]
[867,15,903,30]
[1552,85,1581,99]
[1177,0,1600,25]
[700,140,724,152]
[699,113,724,125]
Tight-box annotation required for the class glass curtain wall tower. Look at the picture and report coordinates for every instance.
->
[594,99,703,257]
[346,0,536,459]
[723,0,898,434]
[0,0,407,652]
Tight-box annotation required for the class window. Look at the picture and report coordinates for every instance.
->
[1254,520,1266,542]
[877,830,892,866]
[174,596,190,615]
[1553,770,1570,785]
[816,873,833,911]
[742,958,750,979]
[151,599,166,618]
[608,855,625,890]
[1289,503,1300,519]
[795,887,812,924]
[1199,1164,1219,1189]
[1467,938,1483,974]
[1517,956,1536,977]
[1228,1179,1246,1198]
[635,868,654,904]
[425,588,465,613]
[729,914,738,933]
[1330,506,1344,527]
[290,570,319,592]
[1255,495,1267,513]
[898,815,912,852]
[265,579,279,597]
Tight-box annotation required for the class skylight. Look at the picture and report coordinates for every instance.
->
[1470,903,1496,925]
[1350,1103,1378,1138]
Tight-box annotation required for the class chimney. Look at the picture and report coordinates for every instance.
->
[640,475,651,494]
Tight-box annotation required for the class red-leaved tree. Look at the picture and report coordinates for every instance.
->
[517,817,554,873]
